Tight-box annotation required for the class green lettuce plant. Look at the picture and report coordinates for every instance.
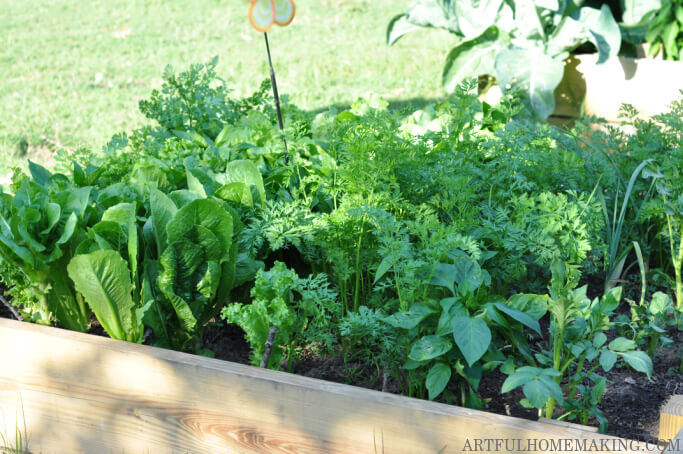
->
[221,261,339,369]
[387,0,621,118]
[0,163,92,331]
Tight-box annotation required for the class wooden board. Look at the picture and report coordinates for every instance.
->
[0,318,655,454]
[664,428,683,454]
[661,396,683,442]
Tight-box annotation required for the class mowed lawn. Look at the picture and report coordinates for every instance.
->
[0,0,454,178]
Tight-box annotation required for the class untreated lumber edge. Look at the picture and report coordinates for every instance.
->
[661,395,683,454]
[0,318,663,454]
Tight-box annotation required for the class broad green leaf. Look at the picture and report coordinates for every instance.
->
[0,233,35,267]
[662,22,680,59]
[608,337,636,352]
[48,266,90,332]
[63,187,92,216]
[150,189,177,255]
[430,263,456,294]
[139,259,171,348]
[649,292,672,315]
[215,182,254,207]
[578,5,621,64]
[452,316,491,367]
[436,297,468,335]
[442,27,503,93]
[197,261,221,300]
[454,0,512,38]
[483,301,511,329]
[101,203,138,284]
[56,212,78,245]
[223,160,266,207]
[453,256,484,294]
[373,254,393,284]
[387,14,424,45]
[404,0,460,33]
[68,250,141,342]
[599,349,617,372]
[501,366,541,393]
[28,161,52,187]
[403,357,428,370]
[494,45,565,119]
[187,168,221,198]
[463,362,483,389]
[385,304,437,329]
[158,238,204,332]
[426,363,452,400]
[409,335,453,361]
[523,376,563,409]
[168,190,201,208]
[41,203,61,236]
[234,252,265,287]
[493,302,541,335]
[167,199,233,253]
[599,286,622,314]
[506,293,548,320]
[593,332,607,348]
[618,351,653,377]
[548,16,592,57]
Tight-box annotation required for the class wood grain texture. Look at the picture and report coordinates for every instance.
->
[0,318,656,454]
[661,396,683,442]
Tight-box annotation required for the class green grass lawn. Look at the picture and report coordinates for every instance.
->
[0,0,454,179]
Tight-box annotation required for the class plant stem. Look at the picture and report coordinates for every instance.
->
[545,313,565,419]
[665,213,683,312]
[647,334,659,358]
[353,220,365,313]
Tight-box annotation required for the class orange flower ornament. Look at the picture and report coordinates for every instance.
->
[247,0,296,33]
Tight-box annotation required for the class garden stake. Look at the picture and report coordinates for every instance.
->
[246,0,296,163]
[260,325,279,368]
[263,32,289,163]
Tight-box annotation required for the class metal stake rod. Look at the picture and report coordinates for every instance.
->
[264,32,289,163]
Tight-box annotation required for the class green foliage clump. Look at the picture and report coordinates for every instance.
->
[1,58,680,432]
[221,262,339,369]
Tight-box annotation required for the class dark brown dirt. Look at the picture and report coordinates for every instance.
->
[477,326,683,440]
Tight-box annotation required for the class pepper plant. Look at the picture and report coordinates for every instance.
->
[503,262,653,431]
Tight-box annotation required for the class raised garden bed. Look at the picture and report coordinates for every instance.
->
[1,318,681,454]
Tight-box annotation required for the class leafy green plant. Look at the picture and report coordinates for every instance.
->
[601,159,657,291]
[339,305,404,380]
[387,0,621,118]
[221,262,339,369]
[385,252,547,407]
[642,0,683,60]
[504,262,653,430]
[0,163,92,331]
[616,291,676,357]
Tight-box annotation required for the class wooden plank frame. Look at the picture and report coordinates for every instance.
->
[661,396,683,453]
[0,318,666,453]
